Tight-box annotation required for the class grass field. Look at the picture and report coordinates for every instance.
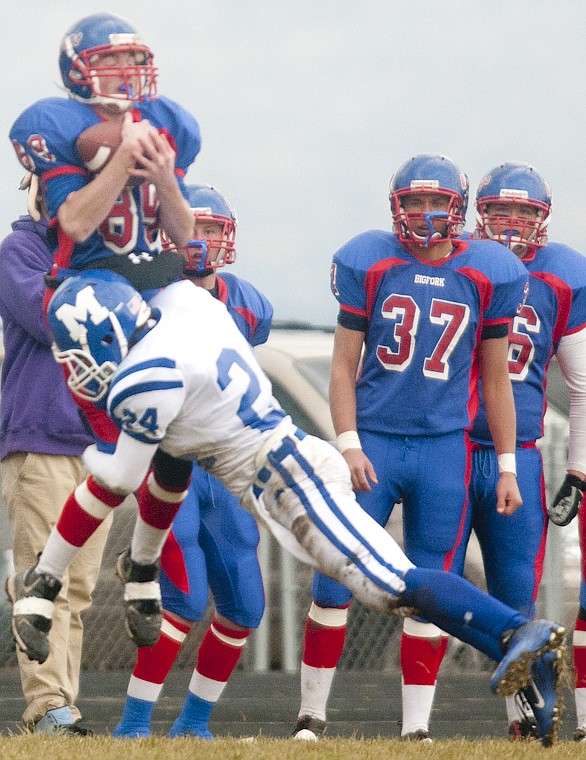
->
[0,736,581,760]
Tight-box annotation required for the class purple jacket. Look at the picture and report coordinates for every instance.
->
[0,216,93,459]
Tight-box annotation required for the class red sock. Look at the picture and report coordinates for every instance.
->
[196,618,250,683]
[400,632,448,685]
[575,619,586,688]
[57,475,125,547]
[137,472,189,531]
[134,613,192,685]
[302,612,347,668]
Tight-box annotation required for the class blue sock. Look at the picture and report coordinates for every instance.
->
[402,566,528,660]
[112,695,155,738]
[168,691,215,738]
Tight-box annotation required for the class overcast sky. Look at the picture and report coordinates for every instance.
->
[1,1,585,325]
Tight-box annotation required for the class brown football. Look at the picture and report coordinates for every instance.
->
[76,120,124,173]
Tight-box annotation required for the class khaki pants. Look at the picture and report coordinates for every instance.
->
[3,452,111,726]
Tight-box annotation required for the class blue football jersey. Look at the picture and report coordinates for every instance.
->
[10,96,200,269]
[330,231,528,436]
[217,272,273,347]
[472,242,586,444]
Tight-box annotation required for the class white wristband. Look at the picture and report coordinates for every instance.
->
[337,431,362,454]
[497,453,517,476]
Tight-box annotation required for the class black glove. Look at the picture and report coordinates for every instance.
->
[547,474,586,526]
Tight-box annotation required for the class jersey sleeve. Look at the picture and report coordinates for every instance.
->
[10,98,98,177]
[220,273,274,346]
[330,234,372,315]
[551,244,586,335]
[482,246,529,324]
[142,96,201,177]
[107,358,186,444]
[330,230,397,318]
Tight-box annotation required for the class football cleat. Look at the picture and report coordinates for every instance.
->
[291,715,326,741]
[573,726,586,742]
[5,565,62,663]
[490,619,565,696]
[521,648,565,747]
[508,717,539,741]
[401,729,433,743]
[116,548,162,648]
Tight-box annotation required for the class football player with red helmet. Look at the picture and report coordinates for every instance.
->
[292,153,542,743]
[10,13,199,293]
[467,162,586,741]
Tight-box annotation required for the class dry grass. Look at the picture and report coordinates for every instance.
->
[0,735,581,760]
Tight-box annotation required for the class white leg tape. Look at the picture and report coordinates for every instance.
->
[308,602,348,628]
[123,581,161,602]
[403,617,444,638]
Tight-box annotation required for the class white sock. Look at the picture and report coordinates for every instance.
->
[401,682,435,735]
[130,517,170,565]
[576,687,586,728]
[127,675,164,702]
[298,663,336,722]
[36,527,78,579]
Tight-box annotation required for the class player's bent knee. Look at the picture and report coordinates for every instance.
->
[153,448,193,490]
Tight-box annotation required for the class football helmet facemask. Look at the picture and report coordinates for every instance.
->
[389,153,469,246]
[475,162,552,255]
[59,13,158,108]
[180,184,237,277]
[48,270,152,403]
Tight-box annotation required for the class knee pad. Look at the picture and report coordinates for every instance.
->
[153,449,193,490]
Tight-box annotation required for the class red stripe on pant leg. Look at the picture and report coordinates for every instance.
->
[160,530,190,593]
[574,646,586,689]
[302,618,347,669]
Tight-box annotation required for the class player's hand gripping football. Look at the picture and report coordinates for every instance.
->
[121,112,177,189]
[548,473,586,526]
